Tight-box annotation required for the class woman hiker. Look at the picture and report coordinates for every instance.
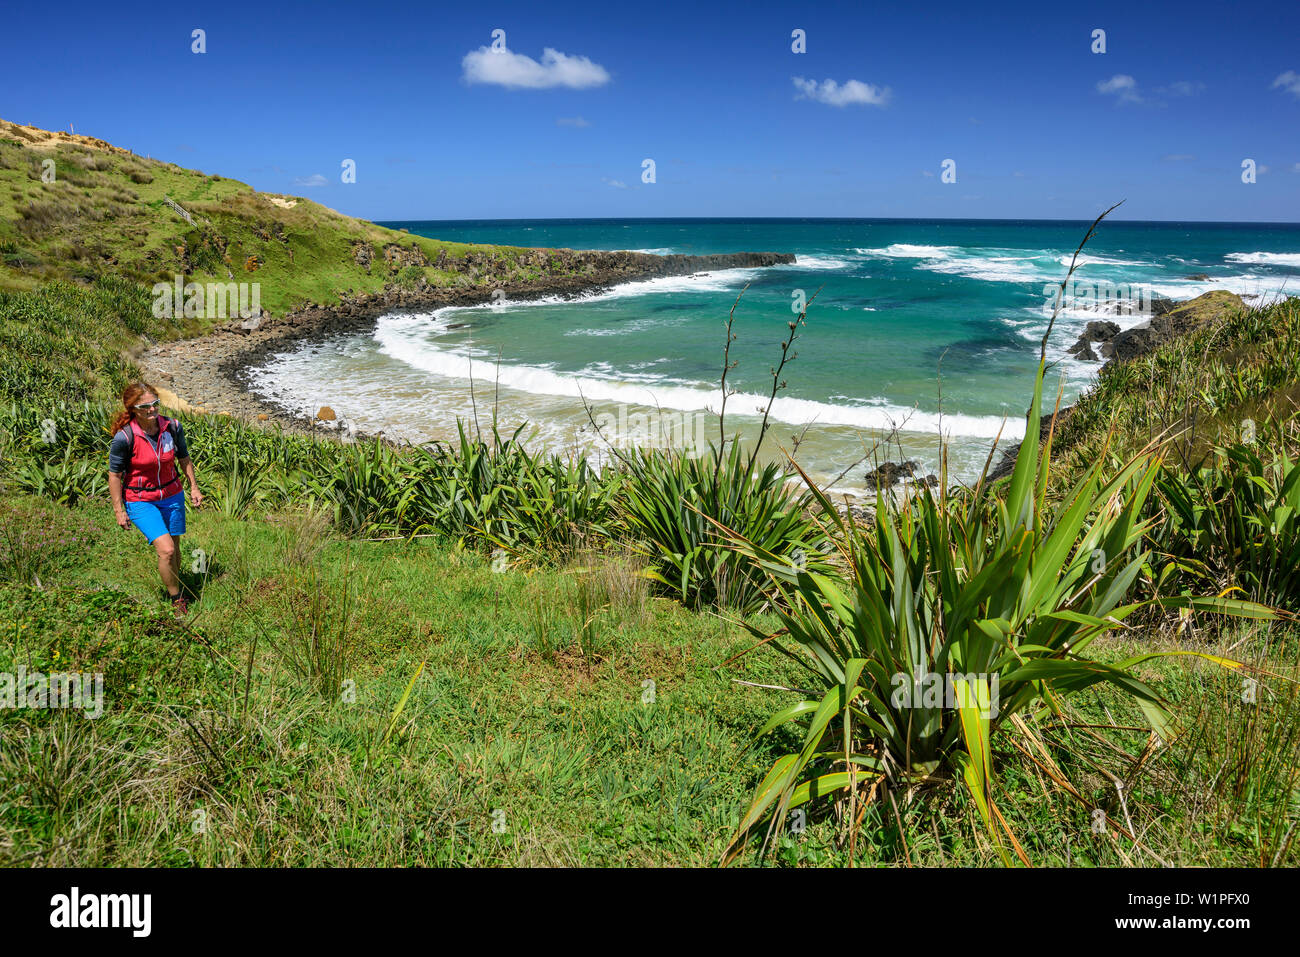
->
[108,383,203,618]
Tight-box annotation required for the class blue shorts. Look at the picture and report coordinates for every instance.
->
[125,491,186,544]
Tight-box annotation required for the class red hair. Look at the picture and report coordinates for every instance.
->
[110,382,159,436]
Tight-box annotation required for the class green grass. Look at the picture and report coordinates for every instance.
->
[0,497,804,866]
[1,494,1295,867]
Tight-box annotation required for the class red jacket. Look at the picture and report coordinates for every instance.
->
[122,416,183,503]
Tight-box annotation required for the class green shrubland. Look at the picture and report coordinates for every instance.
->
[1,206,1297,866]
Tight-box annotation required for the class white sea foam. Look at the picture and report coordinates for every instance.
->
[1225,251,1300,267]
[1139,274,1295,300]
[857,244,1157,283]
[856,244,957,258]
[429,266,763,323]
[1056,253,1149,267]
[371,315,1024,440]
[859,243,1297,299]
[926,255,1043,283]
[777,254,856,270]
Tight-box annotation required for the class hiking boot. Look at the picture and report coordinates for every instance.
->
[171,594,189,619]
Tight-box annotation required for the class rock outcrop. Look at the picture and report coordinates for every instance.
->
[1066,320,1120,361]
[990,290,1246,480]
[1100,291,1244,362]
[863,460,938,490]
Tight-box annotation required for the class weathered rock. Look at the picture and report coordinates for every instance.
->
[384,243,429,272]
[1083,319,1120,342]
[1103,325,1160,361]
[1102,291,1245,363]
[1185,273,1210,281]
[836,501,876,527]
[1067,337,1098,361]
[1151,290,1243,337]
[992,291,1245,482]
[864,460,921,488]
[1066,319,1118,361]
[316,406,336,421]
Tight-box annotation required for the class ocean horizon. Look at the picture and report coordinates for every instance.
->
[243,217,1300,490]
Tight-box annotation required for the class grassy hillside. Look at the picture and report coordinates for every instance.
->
[0,119,559,324]
[3,488,1294,867]
[2,280,1297,866]
[0,128,1296,867]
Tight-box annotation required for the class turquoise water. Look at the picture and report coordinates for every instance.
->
[246,218,1300,491]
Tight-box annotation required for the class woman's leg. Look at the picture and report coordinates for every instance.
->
[153,533,181,597]
[161,495,187,593]
[170,535,184,592]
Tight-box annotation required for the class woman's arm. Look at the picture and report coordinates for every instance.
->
[108,472,129,528]
[178,456,203,507]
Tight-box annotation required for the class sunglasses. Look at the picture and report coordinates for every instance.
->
[132,400,161,411]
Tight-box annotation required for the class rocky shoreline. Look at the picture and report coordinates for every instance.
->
[984,289,1247,481]
[138,249,795,440]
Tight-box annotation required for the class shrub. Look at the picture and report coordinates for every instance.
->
[619,438,831,613]
[10,446,106,506]
[1149,431,1300,607]
[405,422,621,558]
[394,264,424,290]
[0,279,155,403]
[716,211,1276,863]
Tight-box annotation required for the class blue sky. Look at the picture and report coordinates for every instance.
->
[3,0,1298,222]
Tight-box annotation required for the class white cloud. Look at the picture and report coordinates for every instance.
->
[1157,80,1205,97]
[1293,162,1300,173]
[1162,153,1196,162]
[792,76,890,107]
[293,174,327,187]
[462,46,610,90]
[557,116,591,127]
[1097,74,1142,103]
[1273,71,1300,97]
[601,177,628,189]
